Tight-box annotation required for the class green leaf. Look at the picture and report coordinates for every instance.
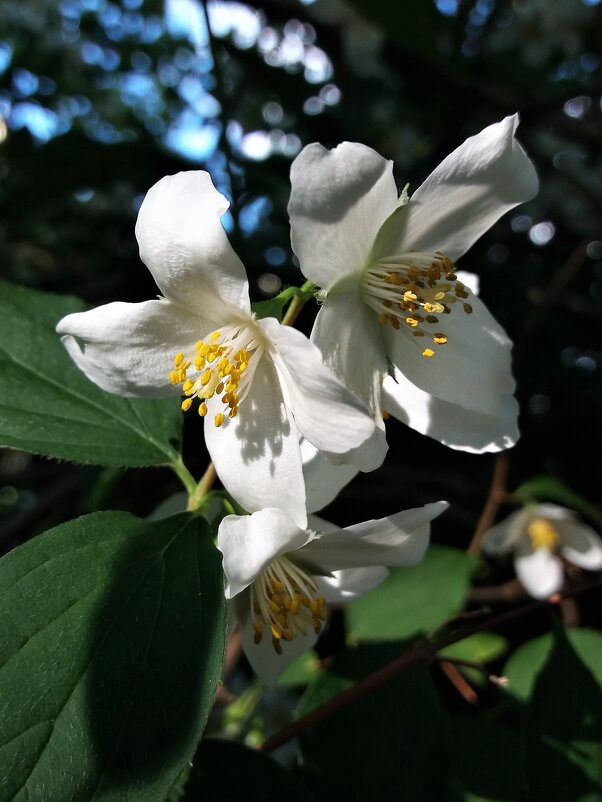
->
[178,738,314,801]
[504,628,602,702]
[513,475,602,529]
[0,279,182,466]
[297,643,449,802]
[447,713,522,802]
[251,287,297,321]
[524,626,602,802]
[440,632,509,665]
[0,510,226,801]
[277,649,322,687]
[346,545,474,642]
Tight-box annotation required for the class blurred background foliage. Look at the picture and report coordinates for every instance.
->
[1,0,601,796]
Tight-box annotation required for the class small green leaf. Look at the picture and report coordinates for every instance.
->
[346,545,474,642]
[179,738,314,801]
[513,475,602,529]
[504,628,602,702]
[524,626,602,802]
[297,643,449,802]
[0,279,182,466]
[440,632,509,664]
[251,287,297,321]
[0,510,226,801]
[277,649,322,687]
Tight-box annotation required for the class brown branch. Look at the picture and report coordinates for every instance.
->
[467,454,510,555]
[258,577,602,754]
[438,661,478,705]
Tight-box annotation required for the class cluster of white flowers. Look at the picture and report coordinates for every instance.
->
[55,113,602,682]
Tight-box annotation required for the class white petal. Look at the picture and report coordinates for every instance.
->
[263,317,377,460]
[299,502,448,571]
[385,293,516,417]
[514,546,564,599]
[218,508,312,598]
[315,567,389,602]
[455,270,480,295]
[57,299,206,397]
[135,171,251,316]
[388,114,539,261]
[301,439,359,514]
[558,521,602,570]
[310,293,389,471]
[288,142,398,290]
[481,510,526,555]
[235,593,320,687]
[382,368,519,453]
[204,356,307,528]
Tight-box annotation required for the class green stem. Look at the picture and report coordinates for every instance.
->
[281,281,316,327]
[170,455,198,497]
[187,462,217,511]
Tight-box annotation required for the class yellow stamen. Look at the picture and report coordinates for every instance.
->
[423,348,435,358]
[527,518,560,551]
[214,412,225,428]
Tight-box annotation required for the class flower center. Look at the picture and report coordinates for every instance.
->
[168,321,264,427]
[250,555,327,655]
[361,251,473,358]
[527,518,560,551]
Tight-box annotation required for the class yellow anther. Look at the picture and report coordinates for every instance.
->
[527,518,560,551]
[210,331,221,340]
[194,357,204,370]
[182,379,194,394]
[181,398,193,412]
[271,579,285,593]
[271,624,283,640]
[169,371,179,385]
[214,412,225,428]
[174,352,184,368]
[282,628,294,642]
[433,334,448,345]
[200,369,212,386]
[423,348,435,358]
[197,343,210,357]
[229,408,238,418]
[198,402,208,417]
[424,302,444,314]
[403,290,417,302]
[434,291,445,301]
[216,382,224,394]
[253,620,263,636]
[406,317,419,328]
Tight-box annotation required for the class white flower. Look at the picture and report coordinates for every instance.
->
[218,499,448,684]
[288,115,539,462]
[56,171,376,527]
[483,503,602,599]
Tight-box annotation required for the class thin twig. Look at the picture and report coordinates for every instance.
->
[438,661,479,705]
[467,454,510,555]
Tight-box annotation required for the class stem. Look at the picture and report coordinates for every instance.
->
[281,281,316,327]
[188,462,218,511]
[467,454,510,554]
[171,456,198,497]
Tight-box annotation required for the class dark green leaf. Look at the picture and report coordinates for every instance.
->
[448,712,522,802]
[504,628,602,702]
[524,625,602,802]
[346,545,474,642]
[297,643,448,802]
[0,279,182,466]
[179,738,314,801]
[277,649,322,687]
[0,510,226,801]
